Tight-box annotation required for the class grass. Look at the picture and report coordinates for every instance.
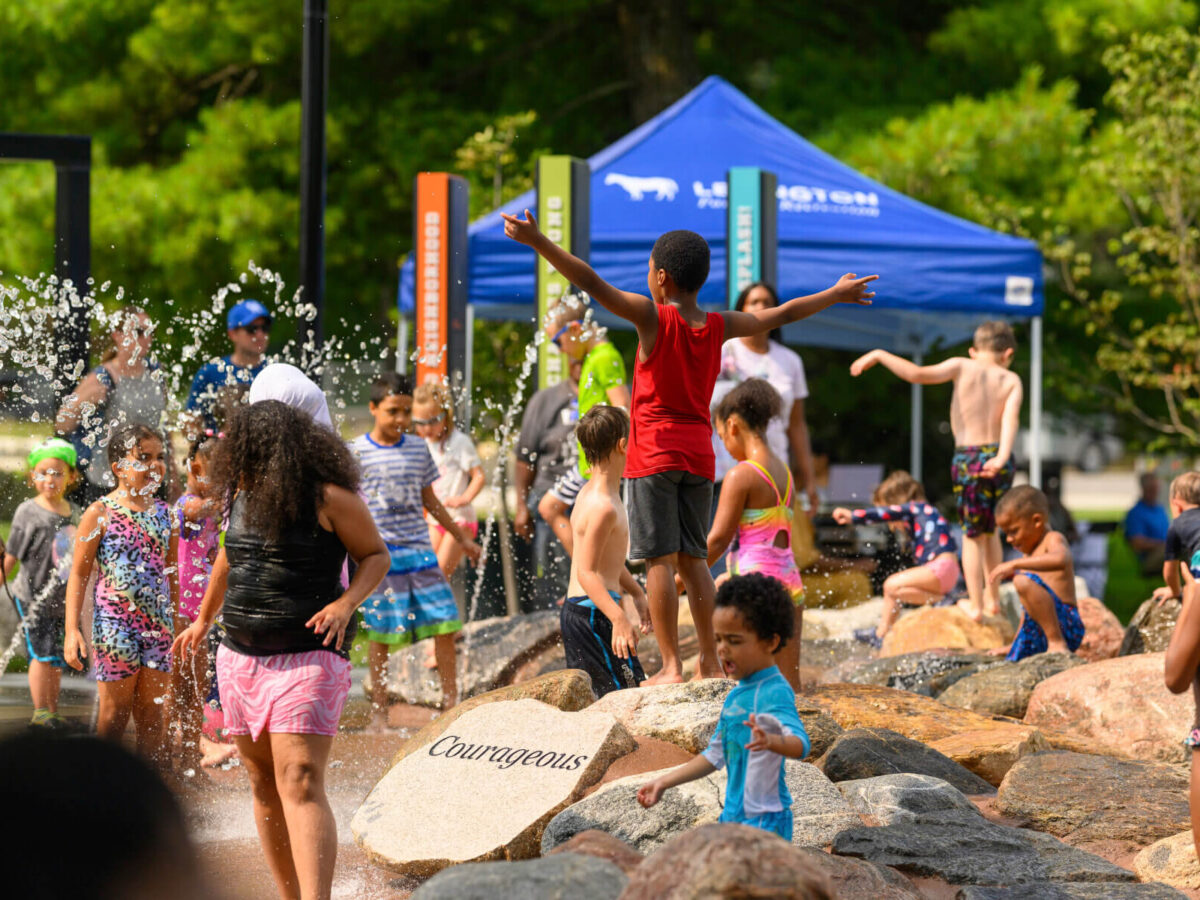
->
[1103,530,1160,625]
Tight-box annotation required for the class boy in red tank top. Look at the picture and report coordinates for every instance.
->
[503,210,877,683]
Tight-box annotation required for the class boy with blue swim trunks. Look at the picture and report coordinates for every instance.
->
[989,485,1084,661]
[638,573,810,840]
[561,405,650,697]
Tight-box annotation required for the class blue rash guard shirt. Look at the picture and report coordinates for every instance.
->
[702,665,810,837]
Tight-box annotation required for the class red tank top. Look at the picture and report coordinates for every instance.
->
[626,305,725,480]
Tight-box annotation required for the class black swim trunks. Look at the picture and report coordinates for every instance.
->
[560,594,645,697]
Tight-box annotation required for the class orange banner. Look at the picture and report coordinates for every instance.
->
[415,172,450,386]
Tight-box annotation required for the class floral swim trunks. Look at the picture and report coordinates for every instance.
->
[951,443,1015,538]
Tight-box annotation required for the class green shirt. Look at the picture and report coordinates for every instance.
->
[577,340,626,476]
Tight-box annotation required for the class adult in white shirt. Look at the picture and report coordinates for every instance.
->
[711,282,819,513]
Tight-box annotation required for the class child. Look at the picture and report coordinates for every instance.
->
[637,573,810,839]
[1153,471,1200,603]
[351,372,482,720]
[413,382,486,578]
[538,295,630,557]
[850,321,1022,622]
[832,471,960,649]
[503,210,877,683]
[705,379,805,688]
[1165,580,1200,866]
[988,485,1083,661]
[561,405,650,696]
[170,433,234,770]
[64,423,178,765]
[2,439,80,729]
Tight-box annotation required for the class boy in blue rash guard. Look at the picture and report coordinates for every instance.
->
[638,573,810,839]
[989,485,1084,661]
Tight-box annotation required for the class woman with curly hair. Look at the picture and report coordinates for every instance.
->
[173,400,387,900]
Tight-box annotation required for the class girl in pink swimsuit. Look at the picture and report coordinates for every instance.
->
[705,378,805,689]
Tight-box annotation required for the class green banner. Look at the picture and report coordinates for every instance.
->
[536,156,587,389]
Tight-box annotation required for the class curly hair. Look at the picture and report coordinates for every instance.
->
[212,400,360,541]
[715,573,795,651]
[650,230,710,293]
[715,378,782,435]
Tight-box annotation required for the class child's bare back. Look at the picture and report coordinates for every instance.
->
[949,357,1022,447]
[567,479,629,599]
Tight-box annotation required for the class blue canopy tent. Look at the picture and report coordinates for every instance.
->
[399,76,1046,482]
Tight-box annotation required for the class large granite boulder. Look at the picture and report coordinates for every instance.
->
[820,727,994,795]
[541,761,859,854]
[806,682,1048,754]
[1023,653,1193,763]
[839,649,999,697]
[588,680,731,754]
[353,698,635,876]
[833,819,1135,886]
[1121,597,1182,656]
[1133,831,1200,890]
[996,751,1190,846]
[837,773,985,825]
[621,823,837,899]
[939,653,1085,719]
[790,847,924,899]
[544,830,643,876]
[1076,594,1124,662]
[409,854,628,900]
[955,882,1186,898]
[880,607,1013,657]
[389,669,596,768]
[383,610,562,706]
[929,727,1051,787]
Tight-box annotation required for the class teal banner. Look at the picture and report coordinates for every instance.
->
[726,167,777,307]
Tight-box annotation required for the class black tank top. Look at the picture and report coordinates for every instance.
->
[220,494,352,658]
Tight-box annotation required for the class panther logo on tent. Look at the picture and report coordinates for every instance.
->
[603,173,680,201]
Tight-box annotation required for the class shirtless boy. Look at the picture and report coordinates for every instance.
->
[504,208,877,684]
[851,321,1022,619]
[560,405,652,697]
[988,485,1083,660]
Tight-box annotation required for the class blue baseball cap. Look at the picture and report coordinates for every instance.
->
[227,299,272,330]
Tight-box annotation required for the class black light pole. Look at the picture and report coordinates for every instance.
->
[299,0,328,370]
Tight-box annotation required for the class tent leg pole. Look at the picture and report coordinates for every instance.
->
[1030,316,1043,489]
[395,316,408,374]
[910,352,923,483]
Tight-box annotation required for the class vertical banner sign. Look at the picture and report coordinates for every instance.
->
[536,156,590,389]
[414,172,469,388]
[726,167,778,307]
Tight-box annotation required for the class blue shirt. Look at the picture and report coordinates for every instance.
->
[350,433,438,548]
[186,356,267,431]
[702,665,809,821]
[1125,500,1170,544]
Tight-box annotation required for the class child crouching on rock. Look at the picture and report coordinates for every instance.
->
[989,485,1083,661]
[560,405,651,697]
[638,573,810,840]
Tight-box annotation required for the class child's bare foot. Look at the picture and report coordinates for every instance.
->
[986,644,1011,657]
[691,655,724,680]
[1045,641,1071,655]
[644,668,686,685]
[199,736,238,768]
[956,599,984,622]
[422,648,437,670]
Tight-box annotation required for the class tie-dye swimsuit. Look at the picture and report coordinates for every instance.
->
[92,497,173,681]
[726,461,805,605]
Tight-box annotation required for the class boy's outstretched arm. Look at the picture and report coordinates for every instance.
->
[982,378,1023,476]
[502,209,658,339]
[851,350,961,385]
[637,755,717,807]
[722,273,877,339]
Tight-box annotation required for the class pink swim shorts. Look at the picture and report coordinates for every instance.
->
[925,553,961,595]
[216,645,351,741]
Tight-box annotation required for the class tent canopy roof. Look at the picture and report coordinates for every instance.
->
[400,76,1043,353]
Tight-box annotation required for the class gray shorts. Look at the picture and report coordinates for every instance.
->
[626,470,713,561]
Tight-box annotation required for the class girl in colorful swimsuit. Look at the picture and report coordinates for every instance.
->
[704,379,805,689]
[65,423,178,766]
[833,470,960,649]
